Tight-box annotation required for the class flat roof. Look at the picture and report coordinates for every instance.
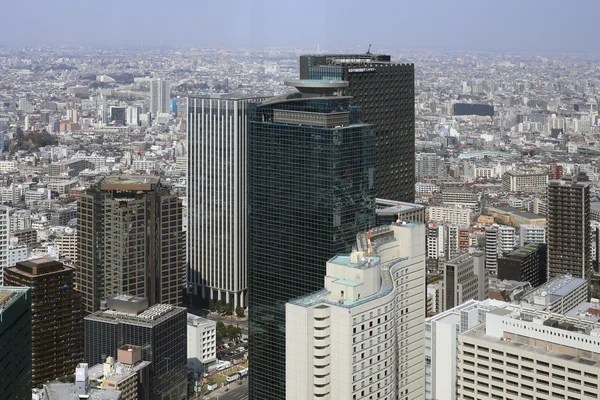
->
[100,175,160,191]
[329,254,380,269]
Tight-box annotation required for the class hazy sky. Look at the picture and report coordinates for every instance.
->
[1,0,598,53]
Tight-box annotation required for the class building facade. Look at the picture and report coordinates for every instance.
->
[0,205,9,285]
[187,314,217,374]
[77,176,184,314]
[519,224,546,247]
[428,206,472,226]
[150,79,170,116]
[4,259,82,386]
[248,80,376,400]
[502,170,549,192]
[457,305,600,400]
[0,287,32,400]
[497,243,547,287]
[187,96,264,308]
[84,295,187,400]
[547,175,592,280]
[300,54,415,202]
[441,252,488,312]
[286,223,426,400]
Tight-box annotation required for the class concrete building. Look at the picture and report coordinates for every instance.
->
[517,274,588,314]
[457,304,600,400]
[427,283,441,316]
[416,152,443,179]
[425,299,508,400]
[428,206,472,226]
[498,243,547,287]
[4,258,83,386]
[0,205,9,284]
[87,346,151,400]
[286,223,426,400]
[547,174,592,280]
[485,227,499,273]
[502,170,549,192]
[187,314,217,374]
[486,205,546,227]
[498,225,517,256]
[519,224,546,247]
[441,252,488,312]
[84,295,187,400]
[0,287,32,400]
[150,79,170,116]
[488,278,533,302]
[187,96,264,308]
[376,198,426,225]
[427,223,445,269]
[77,176,184,314]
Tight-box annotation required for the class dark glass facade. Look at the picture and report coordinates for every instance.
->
[248,86,376,400]
[300,54,415,202]
[0,287,31,400]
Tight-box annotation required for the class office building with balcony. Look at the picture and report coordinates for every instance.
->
[248,80,376,400]
[4,258,82,387]
[286,223,426,400]
[300,53,415,201]
[457,304,600,400]
[0,287,32,400]
[425,299,508,400]
[84,294,187,400]
[77,176,184,314]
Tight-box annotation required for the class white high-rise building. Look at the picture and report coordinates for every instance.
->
[187,96,263,308]
[425,299,508,400]
[286,223,426,400]
[0,206,10,284]
[150,79,170,116]
[126,106,140,126]
[498,225,516,256]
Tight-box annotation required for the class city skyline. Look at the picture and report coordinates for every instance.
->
[1,0,600,54]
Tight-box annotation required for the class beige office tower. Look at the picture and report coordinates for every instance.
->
[77,176,184,314]
[286,223,426,400]
[457,304,600,400]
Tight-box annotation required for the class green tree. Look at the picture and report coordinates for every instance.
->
[216,321,226,343]
[235,306,245,318]
[208,299,216,312]
[215,300,225,314]
[224,304,234,316]
[227,325,242,339]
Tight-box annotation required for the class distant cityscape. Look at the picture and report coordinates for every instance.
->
[1,44,600,400]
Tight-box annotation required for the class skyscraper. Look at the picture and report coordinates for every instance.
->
[187,95,264,309]
[286,223,426,400]
[248,80,376,400]
[547,173,592,280]
[4,258,82,386]
[300,53,415,201]
[0,286,32,400]
[77,176,184,314]
[84,294,187,400]
[150,79,170,116]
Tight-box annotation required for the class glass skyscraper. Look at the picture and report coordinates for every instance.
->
[248,80,376,400]
[300,54,415,202]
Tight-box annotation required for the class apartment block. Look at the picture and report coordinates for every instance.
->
[428,206,472,226]
[502,170,548,192]
[442,252,489,312]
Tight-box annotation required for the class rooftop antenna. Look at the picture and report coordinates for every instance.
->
[366,44,372,55]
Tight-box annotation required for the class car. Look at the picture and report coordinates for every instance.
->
[222,343,229,349]
[236,347,245,352]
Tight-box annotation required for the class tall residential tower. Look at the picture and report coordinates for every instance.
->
[248,80,376,400]
[300,53,415,201]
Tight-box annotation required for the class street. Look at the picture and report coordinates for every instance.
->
[186,308,249,333]
[202,380,248,400]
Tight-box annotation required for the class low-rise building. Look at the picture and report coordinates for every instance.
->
[187,314,217,374]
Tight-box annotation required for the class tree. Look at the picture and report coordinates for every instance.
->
[208,299,216,312]
[215,300,225,314]
[224,304,234,316]
[216,321,227,343]
[227,324,242,339]
[235,306,245,318]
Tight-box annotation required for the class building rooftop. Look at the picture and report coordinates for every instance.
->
[99,175,160,191]
[0,287,29,314]
[43,382,122,400]
[505,243,545,258]
[87,297,184,326]
[187,314,217,329]
[375,198,425,214]
[5,258,70,278]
